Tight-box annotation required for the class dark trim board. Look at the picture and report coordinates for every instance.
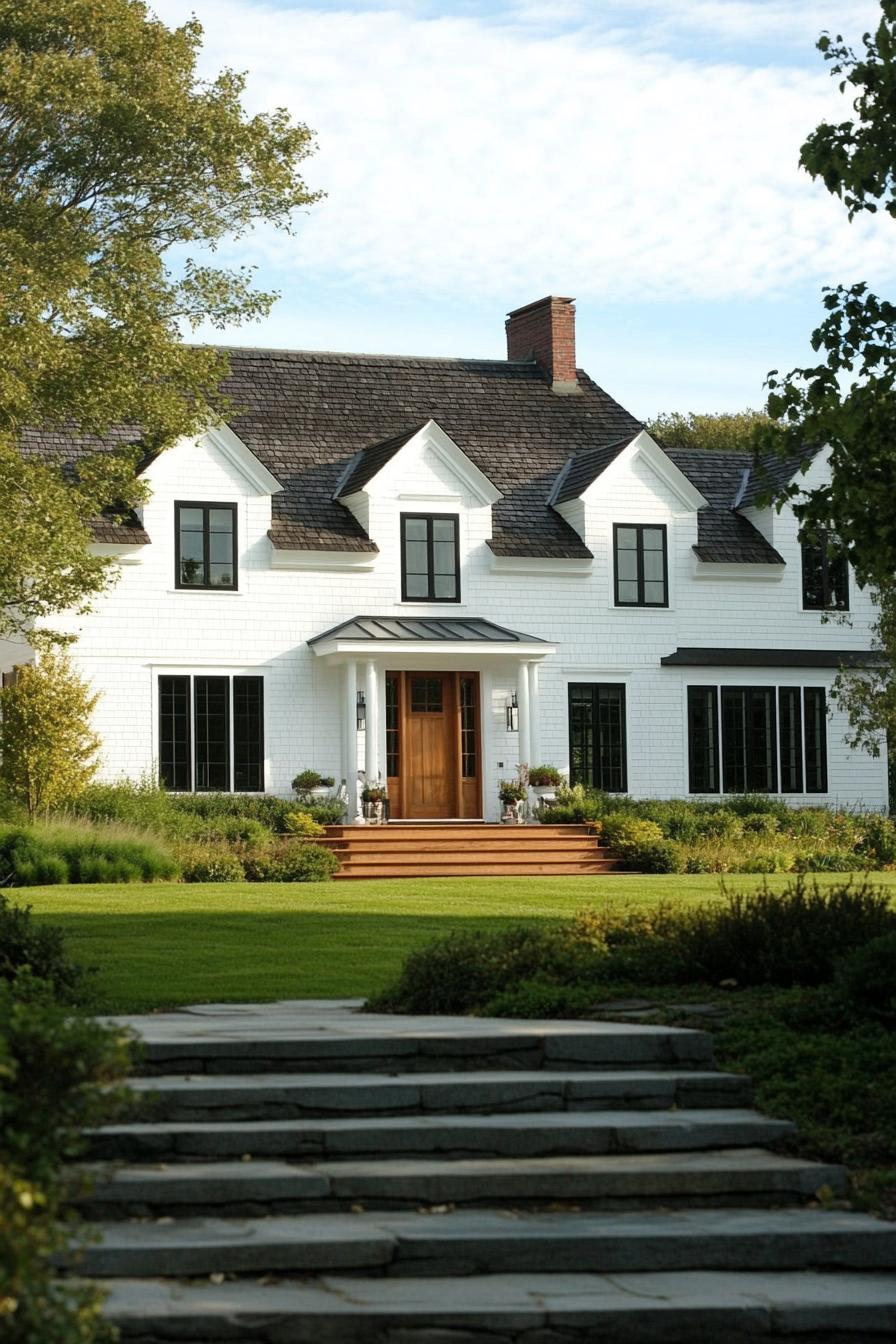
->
[661,647,882,668]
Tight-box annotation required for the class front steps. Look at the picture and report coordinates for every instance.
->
[315,823,622,879]
[73,1001,896,1342]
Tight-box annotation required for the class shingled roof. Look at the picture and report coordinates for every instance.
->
[19,346,802,564]
[666,450,785,565]
[736,448,821,508]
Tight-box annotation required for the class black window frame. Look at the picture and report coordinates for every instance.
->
[801,534,849,612]
[686,683,828,797]
[687,685,720,794]
[804,687,829,794]
[175,501,238,592]
[568,683,628,793]
[613,523,669,608]
[400,513,460,603]
[158,673,264,793]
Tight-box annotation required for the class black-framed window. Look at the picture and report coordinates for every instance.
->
[804,688,828,793]
[802,536,848,611]
[158,673,263,792]
[460,676,477,779]
[687,686,720,793]
[401,514,460,602]
[386,675,400,778]
[569,683,627,792]
[614,524,668,607]
[778,688,804,794]
[175,502,237,590]
[687,684,827,795]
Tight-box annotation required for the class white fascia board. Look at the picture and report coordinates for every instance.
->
[346,420,502,506]
[269,546,377,572]
[490,552,592,577]
[311,638,555,660]
[202,422,284,496]
[692,560,785,582]
[583,429,708,512]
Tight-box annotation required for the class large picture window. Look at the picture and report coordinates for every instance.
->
[687,684,827,795]
[568,683,627,792]
[401,514,460,602]
[613,524,668,607]
[159,674,263,792]
[175,502,237,590]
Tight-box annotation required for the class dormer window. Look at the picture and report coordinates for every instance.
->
[401,513,460,602]
[614,524,668,607]
[176,502,237,590]
[802,535,848,611]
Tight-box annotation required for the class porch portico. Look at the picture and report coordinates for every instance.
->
[308,617,556,822]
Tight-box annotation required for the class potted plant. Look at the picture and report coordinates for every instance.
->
[361,783,388,824]
[292,769,336,800]
[498,777,527,824]
[528,764,564,807]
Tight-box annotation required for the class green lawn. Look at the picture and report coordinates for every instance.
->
[22,872,896,1012]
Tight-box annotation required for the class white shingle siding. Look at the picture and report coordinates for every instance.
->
[9,428,887,816]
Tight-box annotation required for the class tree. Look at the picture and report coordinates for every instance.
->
[0,0,320,642]
[647,409,771,453]
[757,3,896,592]
[0,653,100,818]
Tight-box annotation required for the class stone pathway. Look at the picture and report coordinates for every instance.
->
[72,999,896,1341]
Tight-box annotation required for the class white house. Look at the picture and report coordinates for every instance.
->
[3,295,888,819]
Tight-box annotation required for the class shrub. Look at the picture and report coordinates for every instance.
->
[292,769,334,794]
[741,812,780,836]
[859,815,896,866]
[178,844,245,882]
[0,971,131,1344]
[368,924,595,1015]
[166,792,296,833]
[836,933,896,1024]
[0,894,88,1004]
[795,849,867,873]
[0,654,101,820]
[305,800,346,825]
[600,816,683,872]
[244,841,339,882]
[673,876,896,988]
[70,776,180,834]
[187,815,273,849]
[285,810,327,837]
[0,821,178,886]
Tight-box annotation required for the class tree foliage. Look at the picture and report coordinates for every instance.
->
[0,0,320,639]
[0,654,100,819]
[647,409,771,453]
[757,2,896,591]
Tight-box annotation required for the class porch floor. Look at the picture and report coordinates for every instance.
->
[315,824,624,880]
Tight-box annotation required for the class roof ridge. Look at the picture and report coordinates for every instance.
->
[205,343,542,369]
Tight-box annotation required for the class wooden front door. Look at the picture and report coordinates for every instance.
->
[386,671,481,820]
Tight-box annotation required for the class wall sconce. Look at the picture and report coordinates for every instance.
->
[356,690,366,730]
[505,693,519,732]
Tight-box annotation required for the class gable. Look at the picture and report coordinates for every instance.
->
[570,429,708,513]
[338,420,502,507]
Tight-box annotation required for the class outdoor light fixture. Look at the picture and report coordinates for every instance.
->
[356,690,366,730]
[505,693,519,732]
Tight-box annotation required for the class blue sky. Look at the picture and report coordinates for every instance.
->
[152,0,892,418]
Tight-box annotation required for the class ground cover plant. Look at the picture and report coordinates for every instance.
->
[370,875,896,1216]
[0,818,178,887]
[541,785,896,873]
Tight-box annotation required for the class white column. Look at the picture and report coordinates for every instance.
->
[365,660,380,785]
[343,661,359,822]
[517,660,531,772]
[528,662,540,768]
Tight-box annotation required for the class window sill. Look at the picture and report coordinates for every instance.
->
[167,588,245,597]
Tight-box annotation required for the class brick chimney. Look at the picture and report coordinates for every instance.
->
[505,295,580,394]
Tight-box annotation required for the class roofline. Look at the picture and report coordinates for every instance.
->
[199,342,541,369]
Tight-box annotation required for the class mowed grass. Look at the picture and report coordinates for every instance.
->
[21,871,896,1013]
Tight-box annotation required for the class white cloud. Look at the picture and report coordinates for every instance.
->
[152,0,895,307]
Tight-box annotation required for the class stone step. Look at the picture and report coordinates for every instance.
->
[87,1109,794,1163]
[127,1068,753,1121]
[76,1149,847,1219]
[75,1207,896,1279]
[122,1007,714,1076]
[99,1270,896,1341]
